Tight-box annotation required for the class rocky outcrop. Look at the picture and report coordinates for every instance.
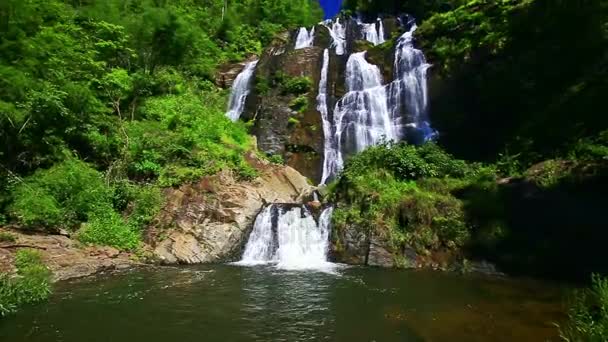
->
[241,18,406,183]
[242,31,328,182]
[0,228,137,282]
[147,155,315,264]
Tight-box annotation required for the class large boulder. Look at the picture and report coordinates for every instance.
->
[147,157,315,264]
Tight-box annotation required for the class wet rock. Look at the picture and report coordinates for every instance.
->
[148,160,315,265]
[330,223,368,265]
[367,235,395,268]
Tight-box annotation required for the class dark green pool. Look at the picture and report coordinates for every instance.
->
[0,265,567,341]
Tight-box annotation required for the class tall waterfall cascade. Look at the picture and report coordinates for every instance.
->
[389,22,436,143]
[235,15,435,272]
[236,205,334,270]
[225,60,258,121]
[318,16,435,183]
[295,27,315,49]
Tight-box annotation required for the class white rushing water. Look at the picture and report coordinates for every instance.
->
[295,27,315,49]
[359,18,385,46]
[239,205,276,264]
[225,60,258,121]
[317,49,339,185]
[323,18,346,55]
[237,205,335,271]
[332,52,394,169]
[388,21,436,142]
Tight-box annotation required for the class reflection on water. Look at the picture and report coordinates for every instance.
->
[0,265,568,342]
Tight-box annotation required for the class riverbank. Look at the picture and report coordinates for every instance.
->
[0,228,139,282]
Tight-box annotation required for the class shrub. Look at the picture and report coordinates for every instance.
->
[281,76,312,95]
[0,232,16,243]
[289,96,308,113]
[560,274,608,341]
[9,158,113,230]
[129,91,253,186]
[77,211,140,251]
[0,249,52,317]
[268,154,285,165]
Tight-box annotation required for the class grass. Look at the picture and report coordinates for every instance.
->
[0,249,52,317]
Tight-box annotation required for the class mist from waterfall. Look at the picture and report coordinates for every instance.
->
[225,60,258,121]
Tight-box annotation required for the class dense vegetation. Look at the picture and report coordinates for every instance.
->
[0,0,323,250]
[561,274,608,342]
[0,0,322,316]
[0,249,51,317]
[336,0,607,337]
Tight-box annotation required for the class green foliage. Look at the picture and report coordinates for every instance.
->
[0,232,16,243]
[341,142,476,182]
[255,76,271,95]
[416,0,607,162]
[77,211,140,251]
[287,117,301,127]
[289,96,309,113]
[268,154,285,165]
[281,76,312,95]
[560,274,608,342]
[0,0,324,251]
[9,158,113,230]
[0,249,52,317]
[331,143,477,253]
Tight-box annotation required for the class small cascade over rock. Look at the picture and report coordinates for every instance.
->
[323,18,346,55]
[295,27,315,49]
[358,17,385,46]
[225,60,258,121]
[236,204,334,270]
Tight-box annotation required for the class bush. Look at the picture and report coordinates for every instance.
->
[129,91,253,185]
[268,154,285,165]
[560,274,608,341]
[341,142,475,183]
[9,158,113,230]
[77,211,140,251]
[0,249,52,317]
[0,232,17,243]
[289,96,309,113]
[281,76,312,95]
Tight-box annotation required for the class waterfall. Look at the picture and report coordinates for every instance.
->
[388,21,436,142]
[323,18,346,55]
[239,205,276,264]
[295,27,315,49]
[359,18,386,46]
[317,49,339,185]
[237,205,335,270]
[225,60,258,121]
[333,52,394,164]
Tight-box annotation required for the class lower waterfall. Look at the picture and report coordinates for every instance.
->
[236,205,335,271]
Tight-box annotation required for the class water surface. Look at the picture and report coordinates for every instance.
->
[0,265,567,341]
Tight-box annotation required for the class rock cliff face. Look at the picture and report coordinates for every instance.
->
[240,17,401,184]
[146,154,315,264]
